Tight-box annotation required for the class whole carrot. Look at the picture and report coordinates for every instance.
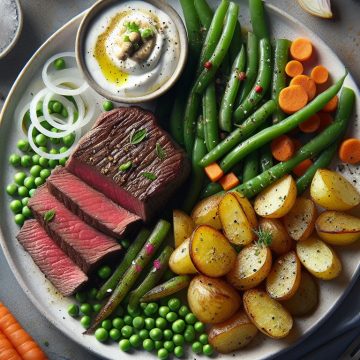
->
[0,330,21,360]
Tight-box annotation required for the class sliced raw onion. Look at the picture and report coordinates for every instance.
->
[18,103,30,134]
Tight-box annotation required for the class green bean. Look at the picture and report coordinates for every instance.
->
[196,115,205,139]
[203,82,219,151]
[220,73,347,172]
[232,87,355,198]
[272,39,291,123]
[259,143,273,171]
[249,0,270,39]
[182,135,207,212]
[233,37,272,123]
[229,22,242,63]
[194,0,213,29]
[183,91,201,154]
[296,145,338,194]
[169,95,186,145]
[219,45,246,132]
[201,182,223,198]
[96,228,150,300]
[196,0,230,76]
[87,220,171,333]
[128,246,173,310]
[200,100,276,166]
[193,2,239,94]
[236,32,259,106]
[140,276,191,302]
[242,150,260,182]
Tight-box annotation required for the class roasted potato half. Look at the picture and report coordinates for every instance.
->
[169,238,197,275]
[187,275,241,324]
[282,271,318,316]
[191,194,223,230]
[254,175,297,218]
[208,311,258,353]
[266,251,301,301]
[316,211,360,246]
[226,244,272,291]
[310,169,360,211]
[173,209,195,248]
[283,198,317,241]
[259,218,293,255]
[219,193,256,246]
[190,225,236,277]
[243,289,293,339]
[296,236,342,280]
[233,192,258,228]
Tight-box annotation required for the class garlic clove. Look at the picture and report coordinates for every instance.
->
[297,0,333,19]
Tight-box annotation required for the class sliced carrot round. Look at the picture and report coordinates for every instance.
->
[299,114,321,133]
[285,60,303,78]
[279,85,308,114]
[290,38,313,61]
[271,135,295,162]
[293,159,313,177]
[311,65,329,84]
[317,112,333,132]
[339,138,360,164]
[322,95,338,112]
[290,75,317,101]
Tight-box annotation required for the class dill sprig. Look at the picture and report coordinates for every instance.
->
[253,228,272,255]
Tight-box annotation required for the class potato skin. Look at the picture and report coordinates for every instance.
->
[208,311,258,353]
[191,194,223,230]
[187,275,241,324]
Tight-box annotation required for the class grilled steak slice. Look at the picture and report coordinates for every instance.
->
[17,220,88,296]
[28,186,122,274]
[67,107,190,222]
[47,167,141,239]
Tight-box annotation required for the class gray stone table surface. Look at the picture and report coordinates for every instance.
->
[0,1,359,359]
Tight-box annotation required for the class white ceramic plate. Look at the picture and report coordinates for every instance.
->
[0,1,359,359]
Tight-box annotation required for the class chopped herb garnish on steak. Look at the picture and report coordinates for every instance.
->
[44,209,56,222]
[141,172,157,181]
[130,128,147,145]
[155,143,166,160]
[119,161,132,171]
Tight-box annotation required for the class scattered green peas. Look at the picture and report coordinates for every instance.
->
[112,317,125,330]
[50,128,60,144]
[59,146,68,154]
[163,329,173,341]
[143,338,154,352]
[48,159,58,169]
[121,325,133,338]
[22,197,29,206]
[40,168,51,179]
[87,287,98,300]
[80,315,91,329]
[166,312,178,323]
[93,304,102,313]
[109,328,121,341]
[172,319,186,334]
[14,214,25,226]
[199,333,208,345]
[10,200,22,214]
[59,157,68,166]
[102,319,112,331]
[178,305,189,318]
[80,303,92,316]
[168,298,181,312]
[159,306,170,318]
[18,186,29,197]
[185,313,197,325]
[203,344,214,356]
[129,334,141,348]
[124,315,133,326]
[154,341,163,350]
[21,155,32,167]
[127,305,141,317]
[34,177,44,187]
[144,303,158,316]
[133,316,145,329]
[52,101,63,113]
[97,265,111,279]
[139,329,149,340]
[149,328,163,341]
[61,107,68,118]
[184,326,196,343]
[17,139,30,152]
[95,328,109,342]
[174,345,184,358]
[54,58,66,70]
[119,339,131,352]
[156,317,167,330]
[145,317,155,330]
[29,188,36,197]
[173,334,184,346]
[164,341,175,353]
[75,291,87,303]
[32,154,41,164]
[6,184,18,196]
[67,304,79,317]
[140,302,147,310]
[63,133,75,147]
[39,146,48,153]
[30,165,42,177]
[14,172,26,185]
[158,348,169,360]
[39,157,49,168]
[121,239,130,249]
[35,134,47,147]
[103,100,114,111]
[9,154,21,166]
[24,176,36,189]
[22,206,32,218]
[194,321,205,333]
[192,341,203,354]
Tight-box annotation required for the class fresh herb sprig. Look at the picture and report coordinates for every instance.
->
[253,228,272,255]
[44,209,56,223]
[155,143,166,160]
[129,129,147,145]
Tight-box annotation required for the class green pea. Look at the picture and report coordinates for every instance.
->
[127,304,141,317]
[17,186,29,197]
[59,146,68,154]
[6,184,18,196]
[144,302,158,316]
[163,329,173,341]
[14,172,26,185]
[54,58,66,70]
[34,177,44,187]
[158,348,169,360]
[93,304,102,313]
[48,159,58,169]
[124,315,133,326]
[139,329,149,340]
[50,128,60,144]
[97,265,111,279]
[75,291,87,303]
[80,303,92,316]
[10,200,22,214]
[168,298,181,312]
[39,146,48,153]
[192,341,202,354]
[87,287,98,300]
[35,134,47,147]
[199,333,208,345]
[149,328,163,341]
[22,197,29,206]
[63,133,75,147]
[102,319,112,331]
[41,121,52,131]
[119,339,131,352]
[143,338,154,352]
[40,168,51,179]
[164,341,175,353]
[24,176,36,190]
[120,239,130,249]
[9,154,21,166]
[121,325,133,338]
[194,321,205,333]
[145,317,155,330]
[166,312,178,323]
[155,341,163,350]
[29,189,36,197]
[17,139,30,152]
[109,328,121,341]
[129,334,141,348]
[59,157,68,166]
[112,317,124,330]
[61,107,68,118]
[30,165,42,177]
[103,100,114,111]
[52,101,63,113]
[184,326,195,343]
[174,345,184,358]
[21,155,32,167]
[133,316,145,329]
[80,315,91,329]
[140,302,147,310]
[159,306,170,318]
[178,305,189,318]
[95,328,109,342]
[185,313,197,325]
[31,154,40,165]
[172,319,186,334]
[39,157,49,168]
[67,304,79,317]
[22,206,32,218]
[14,214,25,226]
[173,334,184,346]
[156,317,168,330]
[203,344,214,356]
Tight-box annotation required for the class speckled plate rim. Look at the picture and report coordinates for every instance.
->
[0,2,359,360]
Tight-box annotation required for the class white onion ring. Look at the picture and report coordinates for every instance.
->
[18,103,31,135]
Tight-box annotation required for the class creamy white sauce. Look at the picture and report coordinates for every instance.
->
[84,1,180,98]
